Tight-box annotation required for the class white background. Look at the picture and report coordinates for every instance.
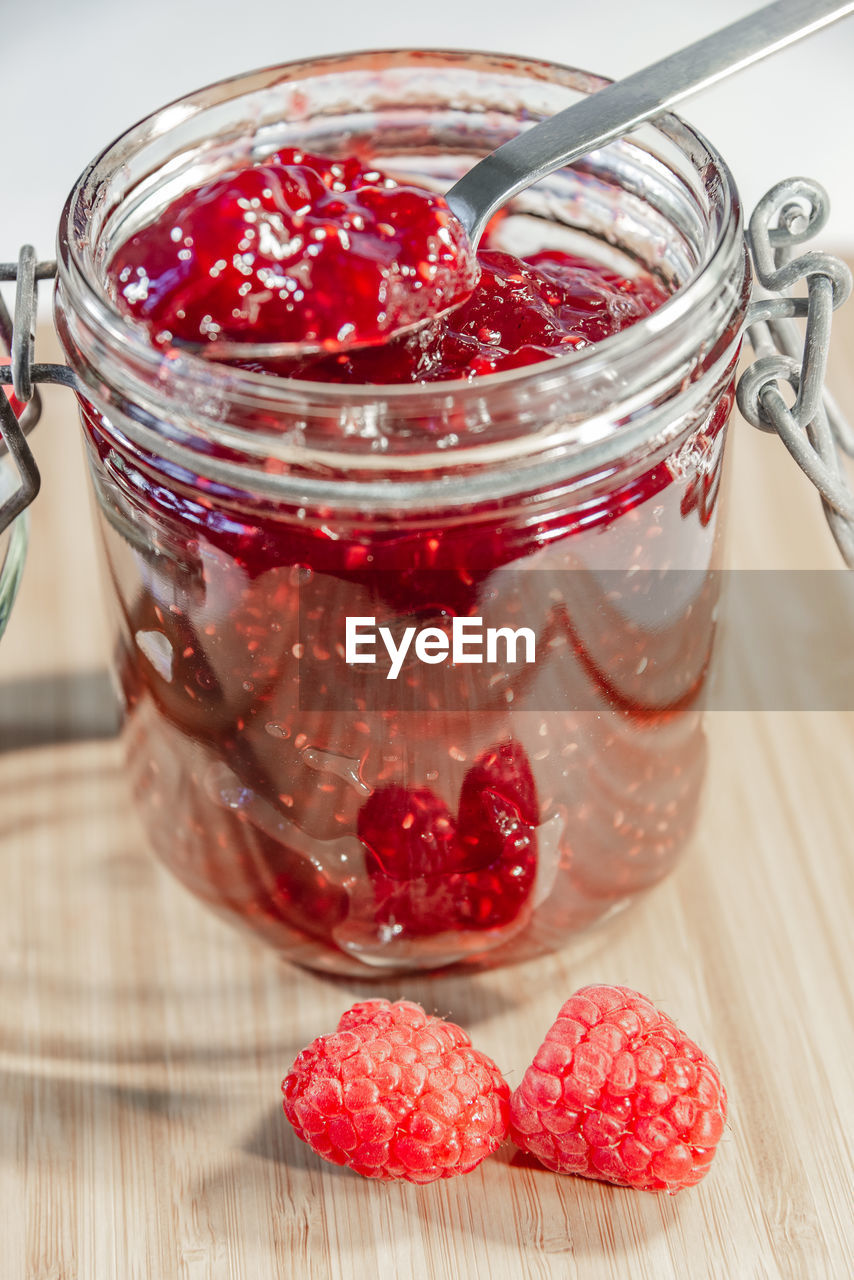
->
[4,0,854,276]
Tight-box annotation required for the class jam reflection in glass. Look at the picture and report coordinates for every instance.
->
[85,150,733,974]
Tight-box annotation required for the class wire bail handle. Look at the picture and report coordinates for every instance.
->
[737,177,854,564]
[0,252,71,530]
[2,176,854,563]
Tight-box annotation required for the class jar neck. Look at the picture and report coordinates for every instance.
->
[54,49,750,511]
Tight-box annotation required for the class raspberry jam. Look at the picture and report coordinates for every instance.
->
[110,149,478,352]
[56,52,750,974]
[109,149,665,382]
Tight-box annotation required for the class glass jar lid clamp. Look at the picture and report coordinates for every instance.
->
[1,177,853,565]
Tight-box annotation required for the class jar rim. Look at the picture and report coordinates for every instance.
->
[55,48,749,502]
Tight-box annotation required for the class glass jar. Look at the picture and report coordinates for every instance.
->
[54,50,749,976]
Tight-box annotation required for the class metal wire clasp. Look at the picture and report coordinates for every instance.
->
[736,177,854,565]
[0,250,71,531]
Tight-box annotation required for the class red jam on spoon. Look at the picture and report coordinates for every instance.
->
[109,148,479,353]
[108,147,667,379]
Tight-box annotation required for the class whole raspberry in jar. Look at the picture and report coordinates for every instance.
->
[53,51,750,976]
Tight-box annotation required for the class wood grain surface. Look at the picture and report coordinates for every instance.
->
[0,296,852,1280]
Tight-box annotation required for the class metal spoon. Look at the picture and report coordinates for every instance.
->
[446,0,854,248]
[186,0,854,361]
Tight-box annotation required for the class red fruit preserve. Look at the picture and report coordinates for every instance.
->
[109,149,478,353]
[108,147,664,382]
[55,52,750,974]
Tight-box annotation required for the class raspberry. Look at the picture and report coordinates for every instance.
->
[454,740,539,929]
[458,740,539,832]
[359,786,467,881]
[282,999,510,1182]
[509,985,726,1193]
[357,740,539,937]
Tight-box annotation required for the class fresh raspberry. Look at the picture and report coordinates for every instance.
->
[357,740,539,937]
[282,999,510,1182]
[510,985,726,1193]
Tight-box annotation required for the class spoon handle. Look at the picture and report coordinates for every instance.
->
[446,0,854,245]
